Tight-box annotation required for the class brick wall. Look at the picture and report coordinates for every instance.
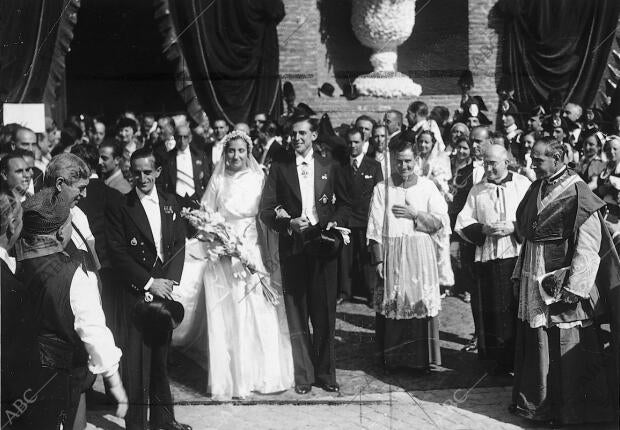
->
[468,0,502,126]
[277,0,499,126]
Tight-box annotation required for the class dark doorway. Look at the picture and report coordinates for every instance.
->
[66,0,183,121]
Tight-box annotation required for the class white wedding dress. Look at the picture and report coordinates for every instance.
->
[172,168,294,400]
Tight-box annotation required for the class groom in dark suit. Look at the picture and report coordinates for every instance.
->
[260,115,351,394]
[107,148,190,430]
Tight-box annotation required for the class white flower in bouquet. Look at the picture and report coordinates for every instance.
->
[181,205,280,305]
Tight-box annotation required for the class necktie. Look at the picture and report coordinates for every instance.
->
[352,158,358,174]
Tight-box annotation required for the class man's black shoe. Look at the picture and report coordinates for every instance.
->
[153,421,192,430]
[294,384,312,394]
[318,382,340,392]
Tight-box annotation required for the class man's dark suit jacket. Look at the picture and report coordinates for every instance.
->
[260,152,352,259]
[32,166,44,193]
[77,177,125,269]
[387,131,403,151]
[1,259,38,426]
[107,189,185,293]
[348,156,383,228]
[161,146,212,206]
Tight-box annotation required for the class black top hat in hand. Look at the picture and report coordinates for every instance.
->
[302,224,343,260]
[133,296,185,346]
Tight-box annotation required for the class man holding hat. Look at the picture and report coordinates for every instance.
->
[107,147,188,430]
[15,188,127,430]
[260,115,352,395]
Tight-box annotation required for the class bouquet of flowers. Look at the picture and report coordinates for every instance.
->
[181,205,280,306]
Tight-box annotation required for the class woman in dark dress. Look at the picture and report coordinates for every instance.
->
[448,137,476,304]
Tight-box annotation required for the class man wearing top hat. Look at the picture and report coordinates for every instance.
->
[107,147,189,430]
[260,115,352,395]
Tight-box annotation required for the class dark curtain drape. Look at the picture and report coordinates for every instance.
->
[501,0,620,109]
[157,0,285,125]
[0,0,79,123]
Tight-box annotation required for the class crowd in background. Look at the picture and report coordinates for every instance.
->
[2,75,620,429]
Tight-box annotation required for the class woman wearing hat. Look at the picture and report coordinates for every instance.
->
[367,141,449,372]
[176,130,293,400]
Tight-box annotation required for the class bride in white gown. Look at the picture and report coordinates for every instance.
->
[172,130,294,400]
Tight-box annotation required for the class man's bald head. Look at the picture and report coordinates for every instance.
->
[484,144,509,182]
[470,126,489,160]
[485,144,508,161]
[234,123,251,134]
[470,126,489,143]
[563,103,582,123]
[14,127,37,152]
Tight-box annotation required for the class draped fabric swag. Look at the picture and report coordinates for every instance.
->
[158,0,285,125]
[0,0,80,122]
[501,0,620,109]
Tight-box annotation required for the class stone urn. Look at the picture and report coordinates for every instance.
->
[351,0,422,97]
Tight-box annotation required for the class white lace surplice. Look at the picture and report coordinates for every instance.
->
[367,177,448,319]
[172,169,293,400]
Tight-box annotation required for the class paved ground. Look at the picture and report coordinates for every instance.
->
[85,297,617,429]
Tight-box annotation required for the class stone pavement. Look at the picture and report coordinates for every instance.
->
[85,297,617,429]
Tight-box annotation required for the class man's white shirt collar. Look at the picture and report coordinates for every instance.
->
[177,146,191,156]
[0,247,16,274]
[505,123,518,136]
[137,187,159,204]
[351,152,364,167]
[296,148,314,166]
[412,119,426,132]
